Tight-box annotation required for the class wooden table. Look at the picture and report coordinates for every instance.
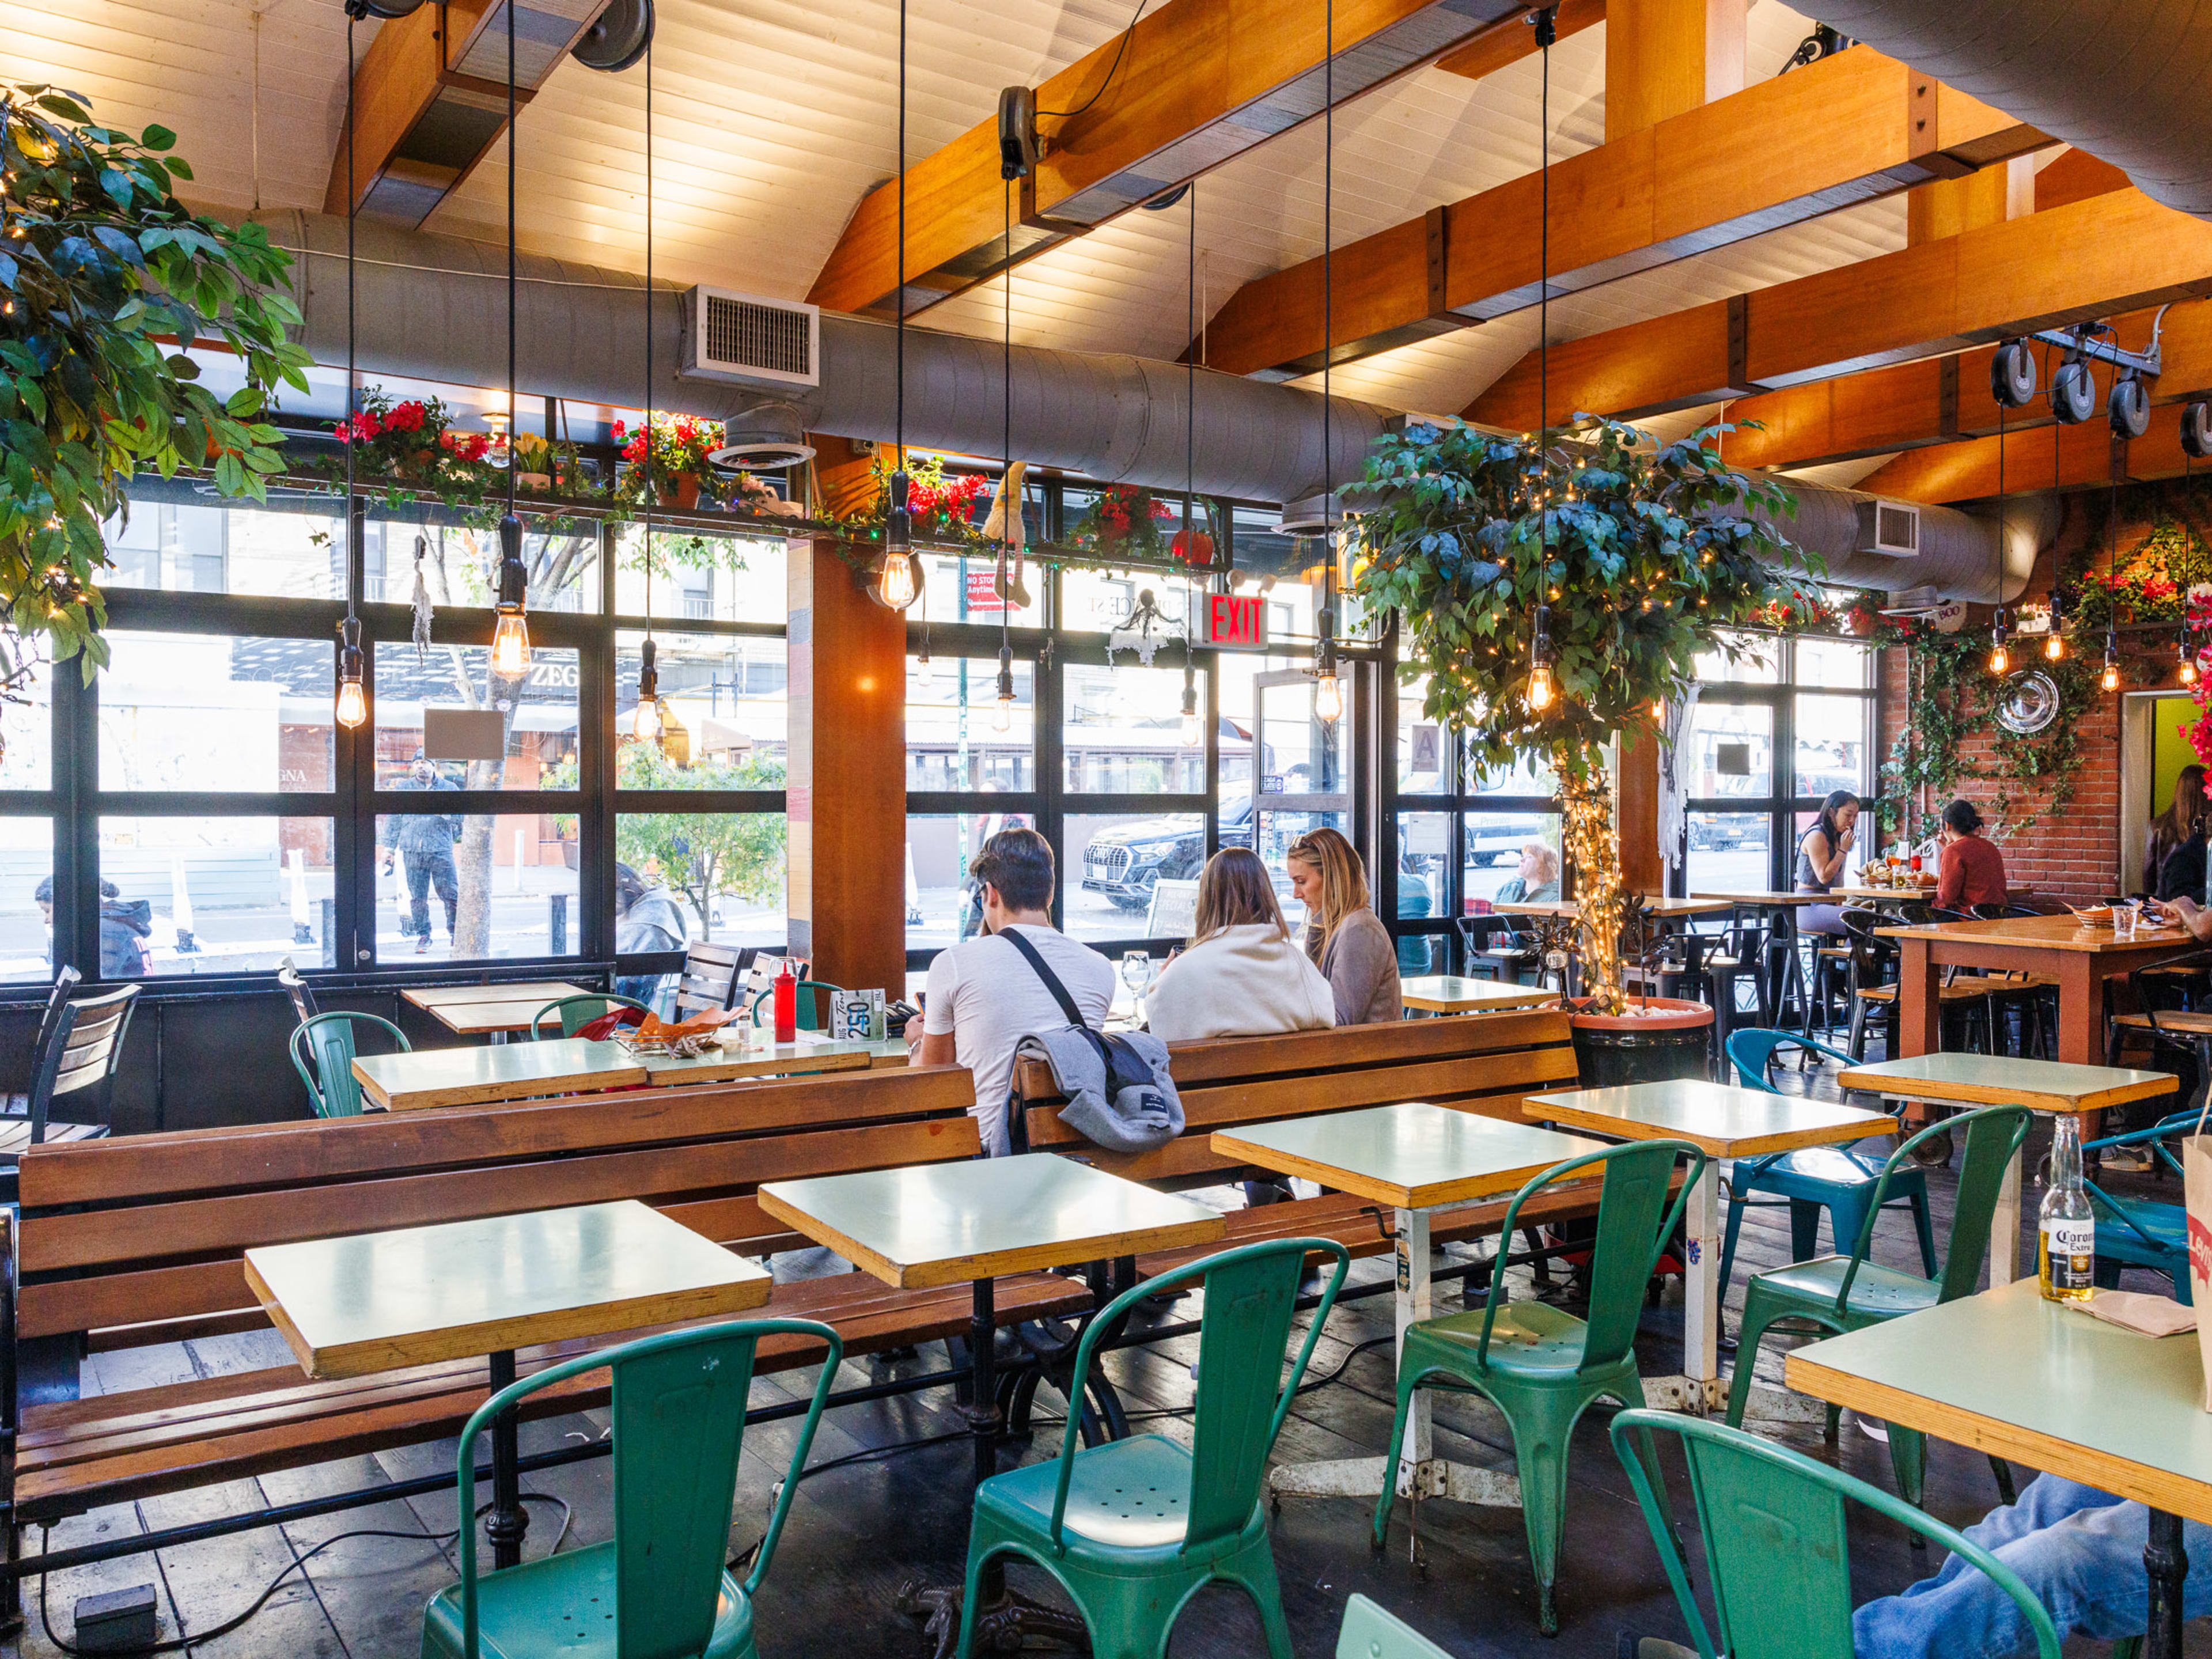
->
[1691,891,1827,907]
[759,1153,1224,1484]
[403,980,594,1044]
[1789,1278,2212,1659]
[352,1039,647,1111]
[628,1040,875,1085]
[244,1199,770,1567]
[1521,1080,1895,1414]
[1497,898,1734,921]
[1836,1053,2177,1289]
[1401,976,1558,1015]
[1877,914,2200,1067]
[1213,1102,1600,1508]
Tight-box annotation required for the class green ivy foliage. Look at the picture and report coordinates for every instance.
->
[0,84,312,677]
[1347,415,1818,786]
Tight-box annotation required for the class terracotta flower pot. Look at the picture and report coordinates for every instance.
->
[518,471,552,493]
[658,474,702,512]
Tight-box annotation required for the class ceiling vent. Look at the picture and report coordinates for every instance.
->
[1853,498,1921,557]
[683,287,820,389]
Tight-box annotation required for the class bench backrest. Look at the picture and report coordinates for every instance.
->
[1014,1010,1579,1185]
[16,1063,980,1349]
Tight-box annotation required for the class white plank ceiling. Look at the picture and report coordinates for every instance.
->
[2,0,1904,419]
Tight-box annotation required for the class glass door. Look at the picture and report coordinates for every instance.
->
[1251,669,1351,936]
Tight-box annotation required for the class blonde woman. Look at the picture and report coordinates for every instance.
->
[1142,847,1336,1043]
[1285,826,1402,1025]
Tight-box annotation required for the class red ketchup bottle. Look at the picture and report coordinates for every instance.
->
[772,962,798,1043]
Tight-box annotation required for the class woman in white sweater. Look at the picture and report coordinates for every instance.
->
[1143,846,1338,1043]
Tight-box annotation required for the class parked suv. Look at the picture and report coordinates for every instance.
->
[1081,794,1255,911]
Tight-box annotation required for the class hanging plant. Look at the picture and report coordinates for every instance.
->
[1067,483,1174,559]
[0,82,312,677]
[1350,415,1815,1013]
[616,413,725,510]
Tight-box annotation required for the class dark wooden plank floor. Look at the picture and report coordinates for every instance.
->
[12,1057,2209,1657]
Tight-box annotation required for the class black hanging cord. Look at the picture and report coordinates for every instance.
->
[1535,5,1556,649]
[1001,172,1013,669]
[344,13,358,624]
[896,0,907,463]
[642,40,653,635]
[1035,0,1153,119]
[1186,180,1197,672]
[506,0,517,517]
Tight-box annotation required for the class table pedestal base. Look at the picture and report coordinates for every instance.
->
[2145,1506,2187,1659]
[485,1349,528,1571]
[899,1575,1091,1658]
[1267,1455,1520,1508]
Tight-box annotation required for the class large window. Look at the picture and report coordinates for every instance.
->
[1681,627,1876,895]
[29,488,791,986]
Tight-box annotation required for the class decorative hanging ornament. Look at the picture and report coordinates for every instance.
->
[411,534,434,661]
[983,459,1032,605]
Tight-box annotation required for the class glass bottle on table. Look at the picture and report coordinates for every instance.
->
[2039,1113,2096,1304]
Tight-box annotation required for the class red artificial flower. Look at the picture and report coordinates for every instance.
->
[1151,499,1172,518]
[461,434,490,462]
[612,419,627,439]
[386,401,426,433]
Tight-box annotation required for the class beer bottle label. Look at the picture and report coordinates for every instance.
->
[2041,1218,2094,1290]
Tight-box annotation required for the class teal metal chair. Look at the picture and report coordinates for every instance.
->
[288,1012,411,1118]
[420,1317,842,1659]
[1608,1411,2061,1659]
[954,1237,1352,1659]
[528,993,649,1040]
[747,980,848,1033]
[2085,1105,2196,1303]
[1724,1105,2030,1515]
[1336,1594,1450,1659]
[1718,1029,1936,1306]
[1373,1139,1708,1635]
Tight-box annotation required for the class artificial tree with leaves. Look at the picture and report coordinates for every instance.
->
[0,84,311,683]
[1350,415,1815,1013]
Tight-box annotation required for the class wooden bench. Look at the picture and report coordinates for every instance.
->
[5,1063,1089,1564]
[1014,1009,1600,1278]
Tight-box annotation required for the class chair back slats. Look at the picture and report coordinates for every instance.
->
[289,1012,411,1119]
[1683,1426,1860,1659]
[1610,1411,2062,1659]
[1578,1141,1699,1370]
[275,957,319,1026]
[611,1327,761,1659]
[27,984,136,1143]
[1938,1105,2036,1302]
[672,943,751,1019]
[1182,1247,1311,1549]
[29,967,81,1069]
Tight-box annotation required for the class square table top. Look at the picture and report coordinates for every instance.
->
[352,1038,646,1112]
[1211,1103,1603,1210]
[757,1153,1226,1289]
[244,1200,771,1380]
[1400,976,1558,1014]
[1787,1278,2212,1525]
[1836,1052,2178,1115]
[1691,890,1828,906]
[423,999,586,1037]
[1521,1079,1895,1158]
[1494,898,1733,921]
[1874,913,2195,955]
[402,981,591,1011]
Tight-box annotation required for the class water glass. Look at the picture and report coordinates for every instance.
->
[1122,950,1153,997]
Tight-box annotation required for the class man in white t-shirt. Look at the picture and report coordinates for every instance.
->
[914,828,1115,1155]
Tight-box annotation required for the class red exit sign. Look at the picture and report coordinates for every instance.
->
[1205,592,1269,650]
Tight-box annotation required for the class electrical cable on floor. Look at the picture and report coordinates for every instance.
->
[37,1495,571,1656]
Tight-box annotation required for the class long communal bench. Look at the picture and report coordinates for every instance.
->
[2,1060,1091,1584]
[1014,1008,1602,1280]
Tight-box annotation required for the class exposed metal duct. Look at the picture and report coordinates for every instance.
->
[248,211,2055,597]
[1810,2,2212,221]
[255,211,1392,509]
[1753,479,2049,603]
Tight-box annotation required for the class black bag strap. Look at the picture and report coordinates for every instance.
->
[999,926,1092,1031]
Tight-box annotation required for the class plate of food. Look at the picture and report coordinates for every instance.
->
[2070,904,2113,923]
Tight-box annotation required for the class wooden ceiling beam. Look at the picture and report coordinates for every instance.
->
[1433,0,1601,81]
[1464,187,2212,432]
[806,0,1546,322]
[1199,47,2044,381]
[1604,0,1743,142]
[323,0,605,228]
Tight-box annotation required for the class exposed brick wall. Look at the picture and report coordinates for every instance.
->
[1873,489,2173,906]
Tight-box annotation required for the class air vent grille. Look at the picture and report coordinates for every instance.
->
[682,287,820,388]
[1853,498,1921,558]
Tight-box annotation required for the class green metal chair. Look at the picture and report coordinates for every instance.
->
[288,1012,411,1118]
[1718,1029,1936,1306]
[746,980,848,1034]
[420,1317,843,1659]
[1724,1104,2031,1515]
[2084,1105,2196,1303]
[1372,1139,1709,1635]
[1608,1410,2061,1659]
[1335,1594,1450,1659]
[528,993,649,1040]
[953,1237,1352,1659]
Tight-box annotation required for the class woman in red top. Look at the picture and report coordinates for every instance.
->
[1936,798,2009,911]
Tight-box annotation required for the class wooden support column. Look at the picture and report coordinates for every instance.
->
[787,534,907,995]
[1906,153,2028,245]
[1618,733,1665,896]
[1604,0,1745,142]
